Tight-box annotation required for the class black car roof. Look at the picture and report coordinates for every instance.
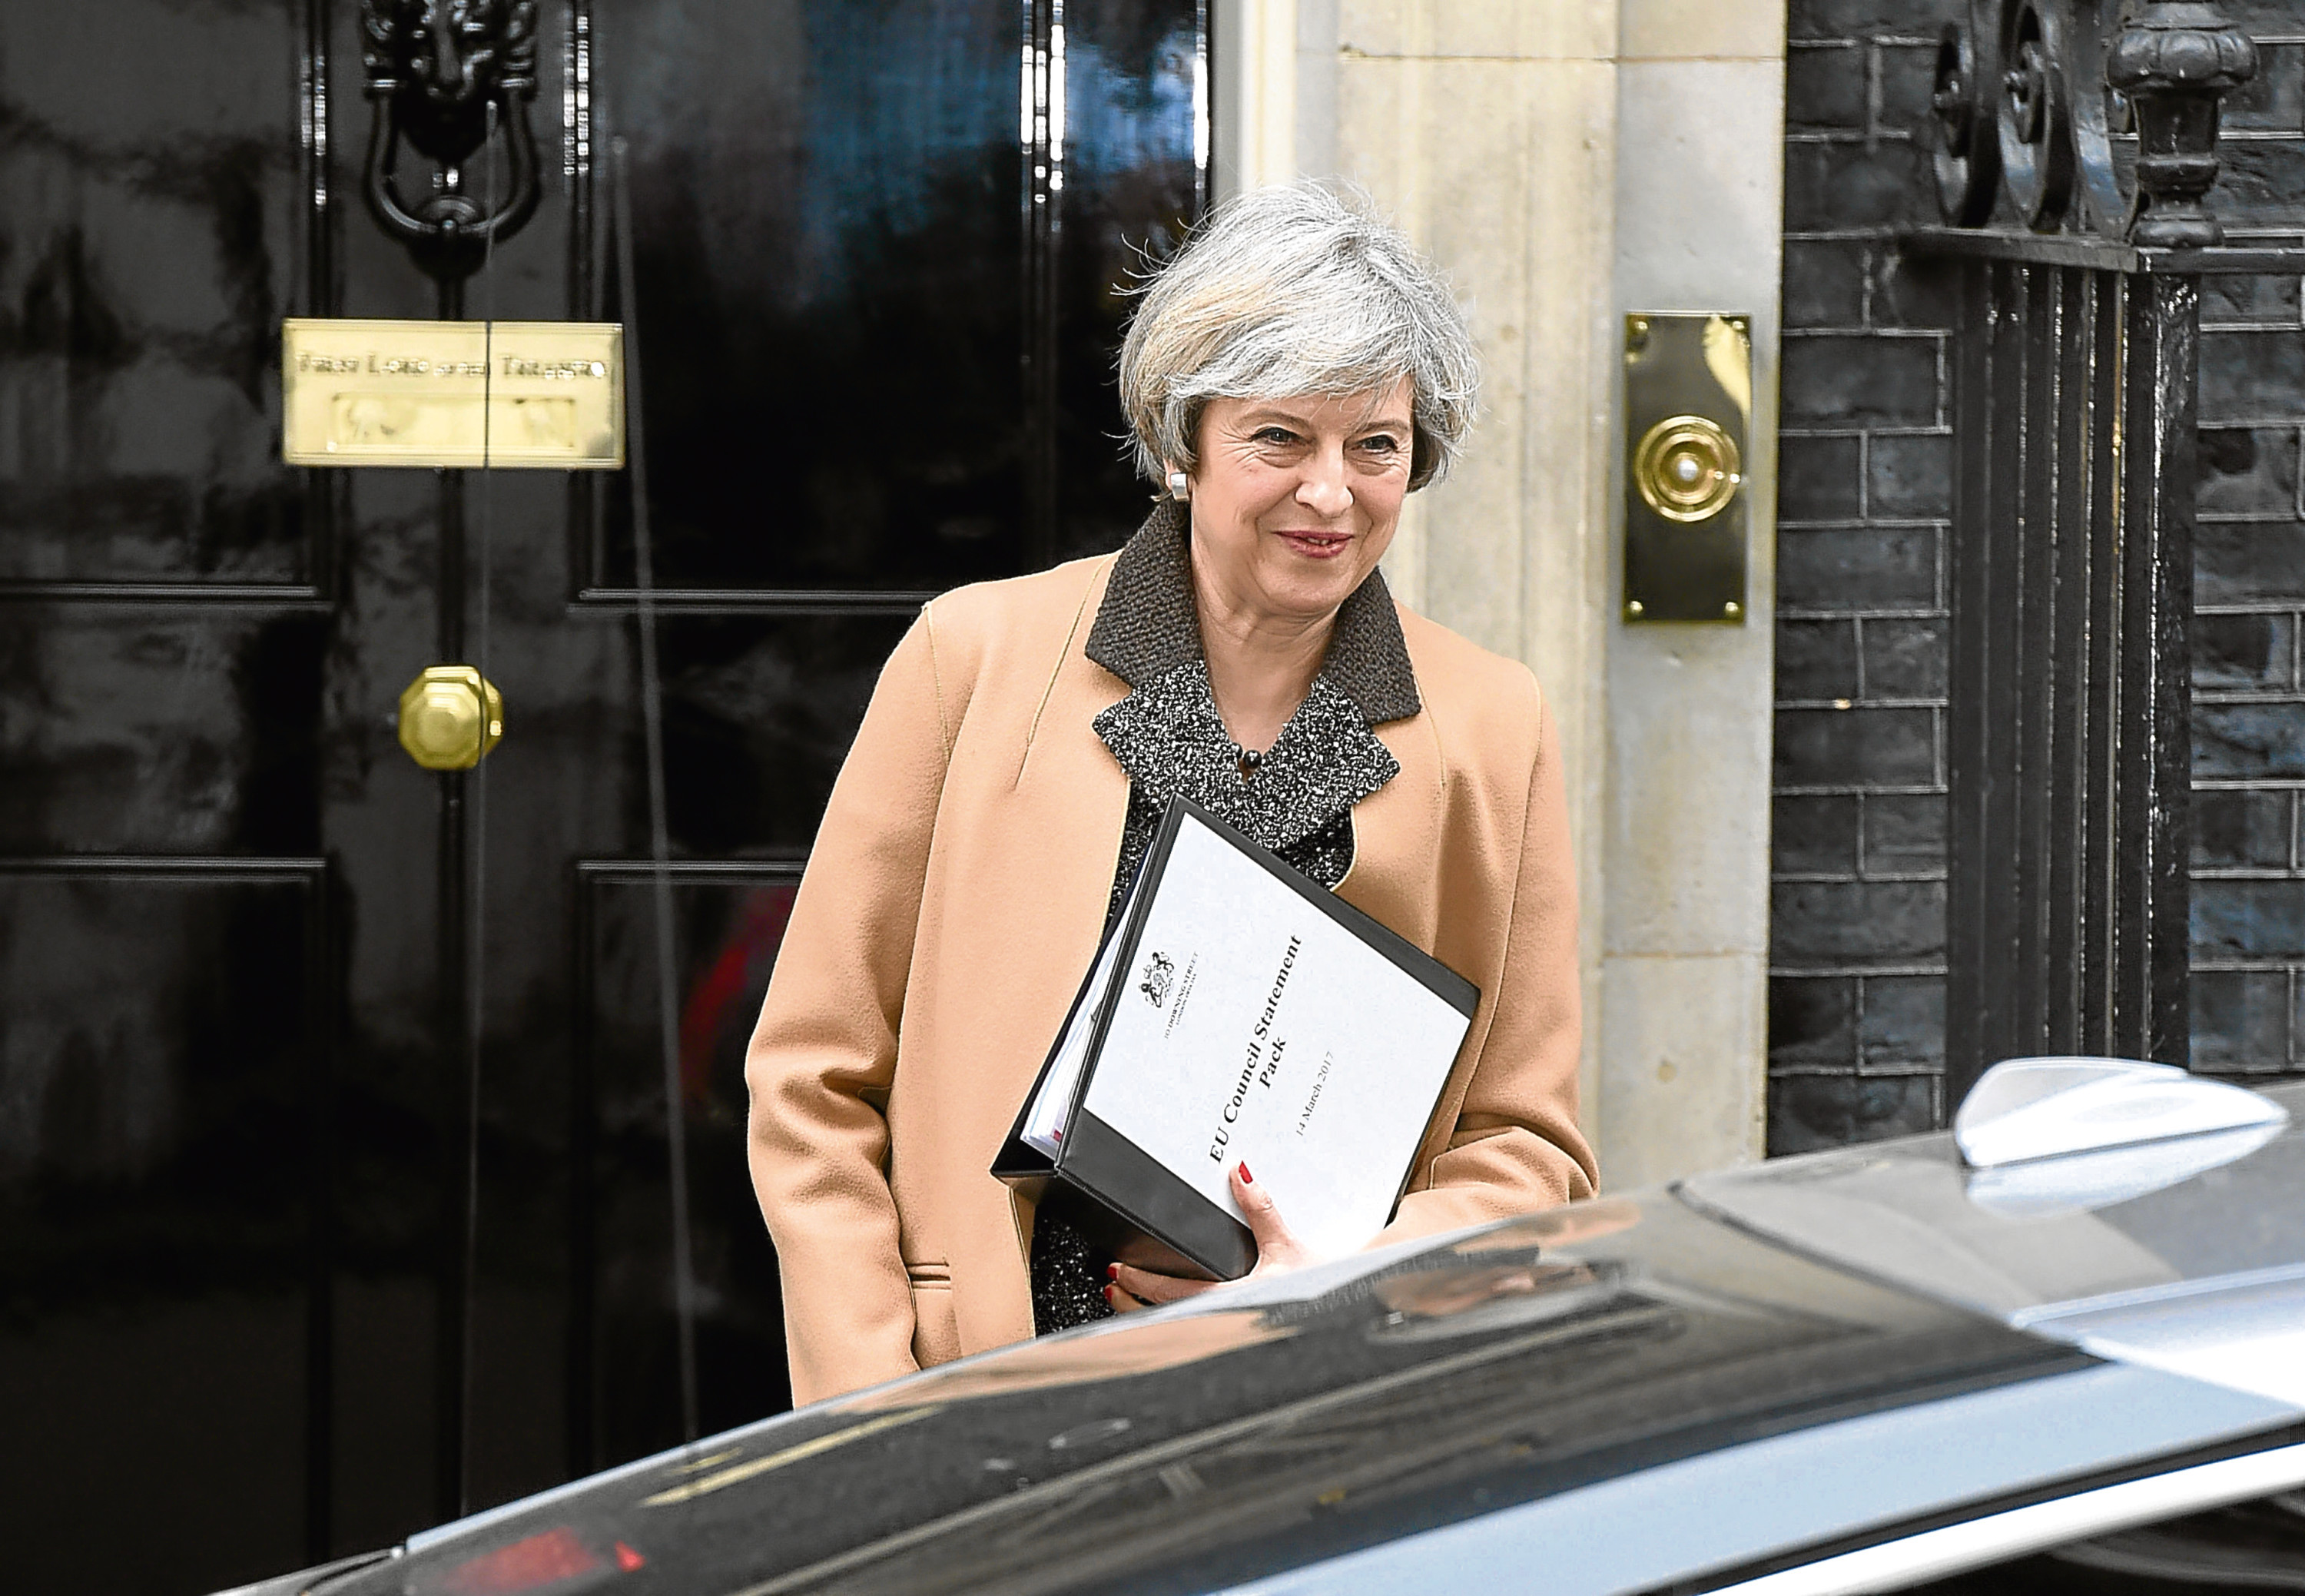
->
[1681,1078,2305,1410]
[327,1099,2305,1596]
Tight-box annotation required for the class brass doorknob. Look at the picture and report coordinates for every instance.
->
[1633,414,1743,524]
[398,665,504,771]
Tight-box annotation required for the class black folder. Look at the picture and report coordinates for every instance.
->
[992,798,1479,1282]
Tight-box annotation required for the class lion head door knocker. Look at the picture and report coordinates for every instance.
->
[361,0,542,284]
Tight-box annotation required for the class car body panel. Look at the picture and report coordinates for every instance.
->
[1713,1443,2305,1596]
[278,1080,2305,1596]
[316,1178,2300,1596]
[1207,1370,2300,1596]
[1681,1081,2305,1408]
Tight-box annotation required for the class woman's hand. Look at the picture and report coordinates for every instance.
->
[1106,1162,1321,1312]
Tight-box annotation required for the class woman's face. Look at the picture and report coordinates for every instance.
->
[1183,380,1415,627]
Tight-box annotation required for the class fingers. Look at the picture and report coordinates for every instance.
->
[1103,1262,1148,1314]
[1100,1165,1319,1315]
[1229,1160,1287,1246]
[1229,1162,1317,1273]
[1109,1261,1215,1310]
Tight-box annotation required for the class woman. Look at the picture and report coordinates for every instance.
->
[746,181,1597,1407]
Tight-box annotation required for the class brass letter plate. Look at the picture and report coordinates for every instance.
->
[282,318,625,470]
[1623,313,1751,623]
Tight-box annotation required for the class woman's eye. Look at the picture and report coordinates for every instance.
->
[1357,434,1404,456]
[1253,427,1301,446]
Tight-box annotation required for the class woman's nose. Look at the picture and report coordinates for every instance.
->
[1295,448,1355,518]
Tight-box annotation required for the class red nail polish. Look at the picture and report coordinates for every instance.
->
[1238,1160,1254,1185]
[1102,1284,1114,1299]
[1106,1263,1119,1280]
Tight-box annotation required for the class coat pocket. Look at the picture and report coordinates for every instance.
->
[905,1259,959,1369]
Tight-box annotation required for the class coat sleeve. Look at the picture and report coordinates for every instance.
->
[1378,692,1597,1246]
[745,609,954,1405]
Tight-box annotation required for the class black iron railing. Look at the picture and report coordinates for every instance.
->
[1909,2,2302,1102]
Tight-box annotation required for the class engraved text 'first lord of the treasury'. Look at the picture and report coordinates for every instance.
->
[281,318,625,470]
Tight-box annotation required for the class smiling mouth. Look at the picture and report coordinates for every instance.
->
[1275,530,1352,558]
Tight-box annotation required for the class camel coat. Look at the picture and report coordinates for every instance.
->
[745,544,1597,1407]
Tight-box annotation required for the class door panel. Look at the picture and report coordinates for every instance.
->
[578,868,800,1468]
[0,610,327,851]
[0,0,1206,1586]
[658,613,916,853]
[595,0,1028,594]
[0,864,324,1596]
[1049,0,1206,563]
[0,0,309,592]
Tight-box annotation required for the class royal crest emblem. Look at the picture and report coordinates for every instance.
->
[1139,951,1176,1007]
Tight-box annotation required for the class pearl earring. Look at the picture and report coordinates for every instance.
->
[1167,470,1190,502]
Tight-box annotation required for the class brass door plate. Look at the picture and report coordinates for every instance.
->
[1623,313,1751,623]
[283,318,625,470]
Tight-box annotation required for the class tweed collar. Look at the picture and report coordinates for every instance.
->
[1083,499,1421,725]
[1084,501,1418,858]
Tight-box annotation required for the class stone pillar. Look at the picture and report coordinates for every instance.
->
[1327,3,1623,1166]
[1600,1,1786,1187]
[1216,0,1786,1188]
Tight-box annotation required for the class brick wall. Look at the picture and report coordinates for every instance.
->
[1770,0,2305,1153]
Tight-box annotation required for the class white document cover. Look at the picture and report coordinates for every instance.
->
[1021,801,1478,1266]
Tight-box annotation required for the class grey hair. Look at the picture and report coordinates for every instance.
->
[1118,180,1479,492]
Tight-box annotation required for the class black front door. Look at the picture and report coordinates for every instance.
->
[0,4,1203,1590]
